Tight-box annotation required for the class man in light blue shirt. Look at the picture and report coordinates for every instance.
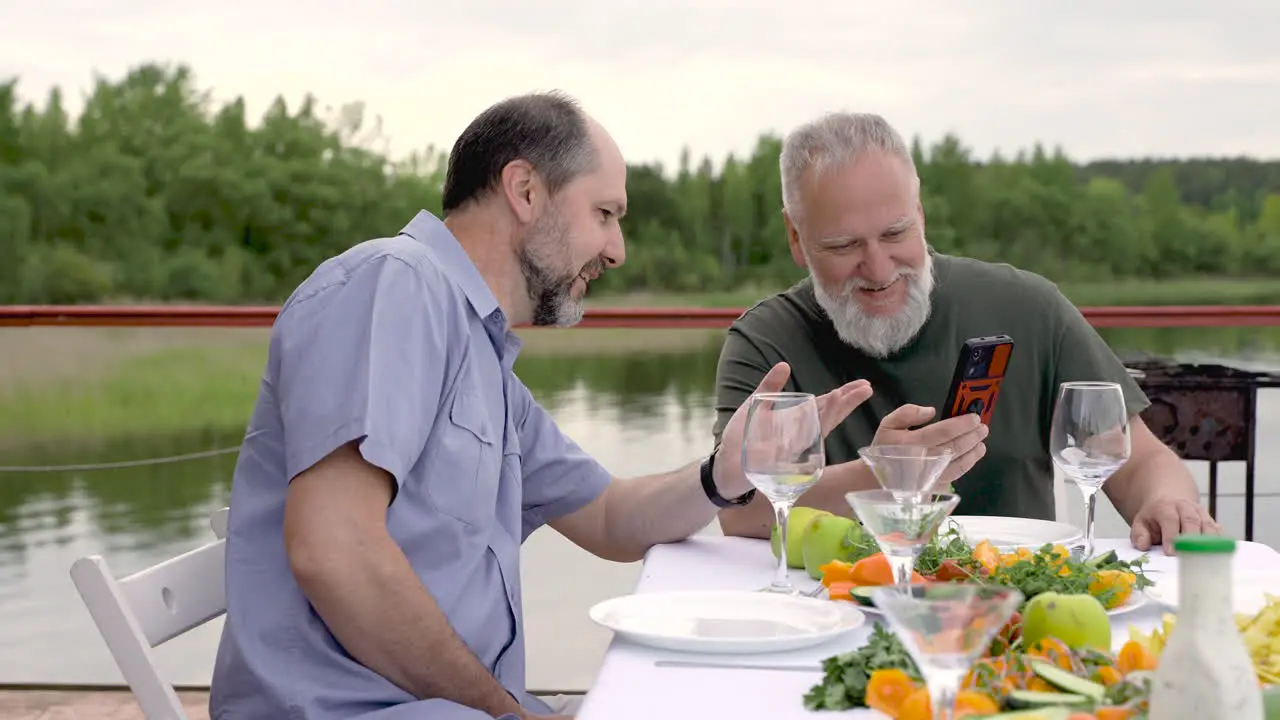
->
[209,91,873,720]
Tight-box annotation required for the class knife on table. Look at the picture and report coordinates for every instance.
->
[653,660,822,672]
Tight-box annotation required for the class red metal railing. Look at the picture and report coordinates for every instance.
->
[2,304,1280,329]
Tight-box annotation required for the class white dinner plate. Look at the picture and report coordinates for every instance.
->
[1106,591,1149,617]
[946,515,1083,551]
[1146,572,1280,615]
[588,590,867,654]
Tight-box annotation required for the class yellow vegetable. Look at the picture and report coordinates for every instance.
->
[1088,569,1137,610]
[1130,594,1280,685]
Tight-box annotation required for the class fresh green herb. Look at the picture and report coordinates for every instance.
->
[982,544,1153,607]
[1105,671,1153,707]
[842,519,1152,610]
[837,521,969,572]
[836,521,881,565]
[915,525,975,575]
[802,625,919,711]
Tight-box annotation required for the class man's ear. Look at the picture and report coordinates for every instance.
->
[784,209,807,269]
[500,159,539,224]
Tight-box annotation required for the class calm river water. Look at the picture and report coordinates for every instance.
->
[0,326,1278,692]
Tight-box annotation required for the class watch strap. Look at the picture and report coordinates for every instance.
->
[700,445,756,508]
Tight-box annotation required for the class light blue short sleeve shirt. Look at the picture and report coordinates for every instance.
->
[209,211,613,719]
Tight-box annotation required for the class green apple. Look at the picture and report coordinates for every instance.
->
[801,514,862,579]
[1021,592,1111,652]
[770,506,831,569]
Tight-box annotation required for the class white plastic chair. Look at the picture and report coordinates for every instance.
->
[70,506,231,719]
[210,506,229,540]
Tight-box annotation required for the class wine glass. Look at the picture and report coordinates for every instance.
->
[1049,381,1131,559]
[741,392,825,594]
[846,490,960,595]
[872,584,1023,720]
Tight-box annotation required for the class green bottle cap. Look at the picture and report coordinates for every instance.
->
[1173,534,1236,554]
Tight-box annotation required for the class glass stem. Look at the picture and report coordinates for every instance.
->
[771,501,794,592]
[885,548,920,595]
[926,669,966,720]
[1079,484,1100,560]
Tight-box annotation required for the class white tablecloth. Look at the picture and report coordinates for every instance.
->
[575,535,1280,720]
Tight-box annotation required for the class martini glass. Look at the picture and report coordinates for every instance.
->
[741,392,825,594]
[872,584,1023,720]
[858,445,955,501]
[845,490,960,594]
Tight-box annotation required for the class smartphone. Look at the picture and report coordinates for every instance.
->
[942,335,1015,425]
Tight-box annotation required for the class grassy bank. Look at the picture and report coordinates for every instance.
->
[0,342,267,446]
[1057,278,1280,306]
[0,327,724,445]
[589,277,1280,308]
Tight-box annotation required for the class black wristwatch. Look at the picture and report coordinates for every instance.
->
[700,444,756,508]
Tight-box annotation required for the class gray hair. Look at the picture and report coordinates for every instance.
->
[779,112,918,221]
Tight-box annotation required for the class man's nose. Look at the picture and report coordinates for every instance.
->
[604,227,626,268]
[859,241,895,283]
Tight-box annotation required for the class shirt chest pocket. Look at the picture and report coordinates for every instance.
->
[429,390,501,528]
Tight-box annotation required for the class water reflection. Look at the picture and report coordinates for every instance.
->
[0,433,239,563]
[0,379,724,686]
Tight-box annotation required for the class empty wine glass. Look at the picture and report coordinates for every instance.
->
[845,490,960,595]
[741,392,825,595]
[1050,381,1131,559]
[873,584,1023,720]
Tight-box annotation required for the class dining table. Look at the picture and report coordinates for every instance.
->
[573,533,1280,720]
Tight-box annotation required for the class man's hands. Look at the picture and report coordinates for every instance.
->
[872,405,989,487]
[714,362,873,498]
[1130,495,1220,554]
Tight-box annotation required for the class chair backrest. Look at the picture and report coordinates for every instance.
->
[70,506,231,720]
[210,506,229,539]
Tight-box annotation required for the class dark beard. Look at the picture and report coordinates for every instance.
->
[518,207,582,327]
[519,246,579,327]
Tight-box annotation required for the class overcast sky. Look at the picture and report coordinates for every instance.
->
[4,0,1278,170]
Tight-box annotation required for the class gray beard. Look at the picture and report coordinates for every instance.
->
[810,253,936,358]
[518,209,586,328]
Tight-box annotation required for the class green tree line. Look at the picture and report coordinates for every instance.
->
[2,62,1280,305]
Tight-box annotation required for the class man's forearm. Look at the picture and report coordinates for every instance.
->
[1104,450,1201,523]
[293,536,525,719]
[601,460,719,559]
[717,460,879,538]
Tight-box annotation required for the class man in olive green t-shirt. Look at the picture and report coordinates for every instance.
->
[712,111,1217,554]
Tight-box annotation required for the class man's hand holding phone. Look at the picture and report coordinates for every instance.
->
[871,405,989,487]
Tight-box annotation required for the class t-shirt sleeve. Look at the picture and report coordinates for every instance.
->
[1049,285,1150,418]
[274,255,448,493]
[712,324,775,444]
[513,377,612,540]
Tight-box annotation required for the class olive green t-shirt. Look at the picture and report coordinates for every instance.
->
[711,252,1149,520]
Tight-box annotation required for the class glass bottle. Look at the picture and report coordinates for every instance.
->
[1147,534,1261,720]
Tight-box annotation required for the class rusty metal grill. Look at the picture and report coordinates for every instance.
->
[1124,360,1280,541]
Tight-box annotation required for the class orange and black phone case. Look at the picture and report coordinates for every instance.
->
[942,335,1015,425]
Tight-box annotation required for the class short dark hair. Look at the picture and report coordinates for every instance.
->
[441,91,597,216]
